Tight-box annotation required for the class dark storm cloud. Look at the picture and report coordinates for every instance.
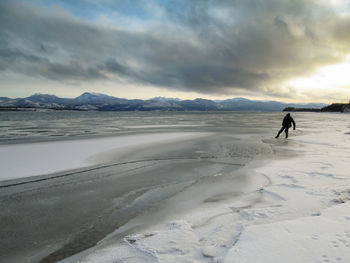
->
[41,61,105,80]
[0,0,350,96]
[0,47,45,64]
[0,43,104,80]
[103,59,129,75]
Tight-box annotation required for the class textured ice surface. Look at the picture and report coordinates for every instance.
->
[74,113,350,263]
[3,112,350,263]
[1,112,276,262]
[0,132,210,181]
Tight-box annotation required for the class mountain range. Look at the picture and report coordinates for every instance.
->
[0,92,327,112]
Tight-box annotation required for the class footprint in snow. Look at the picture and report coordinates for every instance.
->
[321,255,330,262]
[311,234,319,240]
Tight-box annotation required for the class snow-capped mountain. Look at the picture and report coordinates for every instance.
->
[0,93,328,112]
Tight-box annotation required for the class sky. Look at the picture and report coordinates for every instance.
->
[1,0,350,103]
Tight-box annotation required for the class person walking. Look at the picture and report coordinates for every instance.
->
[275,113,296,139]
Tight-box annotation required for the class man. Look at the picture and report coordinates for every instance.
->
[275,113,296,139]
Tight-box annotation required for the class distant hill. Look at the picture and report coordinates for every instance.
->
[284,103,350,113]
[321,103,350,112]
[283,107,321,112]
[0,93,328,112]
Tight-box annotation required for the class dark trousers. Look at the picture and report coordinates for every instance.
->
[276,126,289,138]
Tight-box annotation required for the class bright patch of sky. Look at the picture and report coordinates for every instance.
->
[37,0,166,25]
[288,54,350,90]
[286,54,350,103]
[326,0,350,14]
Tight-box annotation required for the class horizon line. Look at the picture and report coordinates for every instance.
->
[0,92,329,104]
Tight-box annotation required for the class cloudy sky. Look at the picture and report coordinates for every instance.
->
[1,0,350,102]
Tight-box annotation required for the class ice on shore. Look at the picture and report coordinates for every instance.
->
[76,114,350,263]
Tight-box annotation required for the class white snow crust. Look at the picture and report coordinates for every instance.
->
[76,114,350,263]
[0,132,210,181]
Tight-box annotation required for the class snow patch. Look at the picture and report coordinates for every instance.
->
[0,132,211,181]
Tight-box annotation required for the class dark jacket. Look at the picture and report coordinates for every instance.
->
[282,114,296,129]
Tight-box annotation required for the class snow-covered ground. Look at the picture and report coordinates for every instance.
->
[0,132,210,182]
[75,114,350,263]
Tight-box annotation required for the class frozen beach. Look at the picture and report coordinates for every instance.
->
[1,112,350,262]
